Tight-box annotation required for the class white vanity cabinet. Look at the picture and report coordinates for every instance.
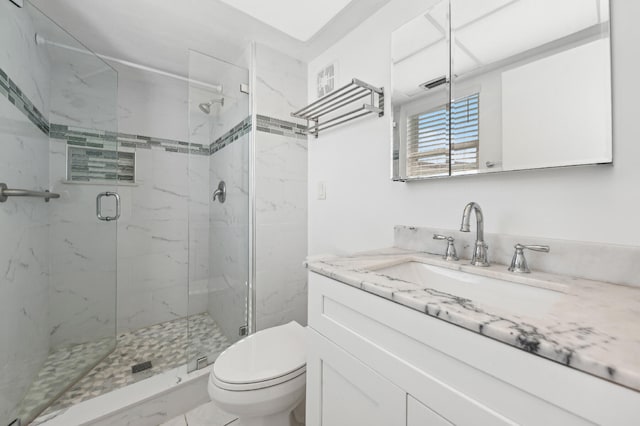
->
[307,328,406,426]
[407,396,452,426]
[306,272,640,426]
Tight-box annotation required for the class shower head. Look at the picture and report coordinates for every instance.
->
[199,102,211,114]
[199,98,224,114]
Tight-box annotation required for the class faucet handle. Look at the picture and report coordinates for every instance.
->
[433,234,459,261]
[508,243,550,273]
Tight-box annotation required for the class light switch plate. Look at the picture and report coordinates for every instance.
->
[10,0,24,8]
[317,182,326,200]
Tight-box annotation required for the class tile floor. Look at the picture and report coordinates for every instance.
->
[161,401,306,426]
[24,313,229,422]
[160,402,238,426]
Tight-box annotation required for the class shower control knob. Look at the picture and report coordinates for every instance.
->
[212,181,226,203]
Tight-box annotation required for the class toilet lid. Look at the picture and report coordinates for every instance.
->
[213,321,306,385]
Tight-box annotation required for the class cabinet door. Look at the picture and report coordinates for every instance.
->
[306,328,406,426]
[407,395,453,426]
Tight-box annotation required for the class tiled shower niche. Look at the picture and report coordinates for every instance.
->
[67,146,135,183]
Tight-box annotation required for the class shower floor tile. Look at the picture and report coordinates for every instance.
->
[17,337,114,422]
[33,313,229,419]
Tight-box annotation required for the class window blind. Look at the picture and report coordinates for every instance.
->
[451,94,479,173]
[406,93,479,177]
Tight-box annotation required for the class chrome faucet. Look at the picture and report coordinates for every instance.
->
[460,202,490,266]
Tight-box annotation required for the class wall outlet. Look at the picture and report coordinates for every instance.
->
[317,182,327,200]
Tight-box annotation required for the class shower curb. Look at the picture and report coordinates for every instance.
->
[33,365,211,426]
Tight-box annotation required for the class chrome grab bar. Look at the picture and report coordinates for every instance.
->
[0,182,60,203]
[96,192,120,221]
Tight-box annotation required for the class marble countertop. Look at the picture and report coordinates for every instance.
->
[306,248,640,392]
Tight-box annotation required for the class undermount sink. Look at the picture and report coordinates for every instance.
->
[371,261,564,318]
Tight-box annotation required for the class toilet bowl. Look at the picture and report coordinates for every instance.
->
[208,321,306,426]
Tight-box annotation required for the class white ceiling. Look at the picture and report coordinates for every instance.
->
[392,0,607,98]
[30,0,389,79]
[218,0,354,42]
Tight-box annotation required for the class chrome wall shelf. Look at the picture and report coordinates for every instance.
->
[292,78,384,138]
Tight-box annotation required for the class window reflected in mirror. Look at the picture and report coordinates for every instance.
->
[392,0,612,181]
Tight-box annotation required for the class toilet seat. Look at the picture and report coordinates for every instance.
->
[212,365,306,391]
[212,321,306,391]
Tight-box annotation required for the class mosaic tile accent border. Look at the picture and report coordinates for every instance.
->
[118,132,210,156]
[51,124,210,156]
[2,67,308,164]
[256,114,307,140]
[208,113,308,156]
[0,67,49,134]
[209,116,252,154]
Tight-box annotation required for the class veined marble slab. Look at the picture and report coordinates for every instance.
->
[395,225,640,288]
[306,247,640,393]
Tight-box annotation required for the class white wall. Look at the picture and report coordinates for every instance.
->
[308,0,640,257]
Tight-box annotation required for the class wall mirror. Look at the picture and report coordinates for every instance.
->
[391,0,612,181]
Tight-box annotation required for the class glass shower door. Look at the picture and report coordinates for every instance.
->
[0,2,118,423]
[187,50,251,371]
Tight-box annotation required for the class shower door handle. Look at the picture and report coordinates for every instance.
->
[96,192,121,221]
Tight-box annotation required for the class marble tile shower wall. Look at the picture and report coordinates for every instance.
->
[254,44,308,330]
[46,70,213,336]
[108,139,212,335]
[0,2,52,423]
[208,133,251,341]
[45,63,257,338]
[205,44,309,338]
[48,139,118,346]
[48,137,207,338]
[193,60,248,343]
[0,63,215,343]
[45,68,257,338]
[205,112,307,337]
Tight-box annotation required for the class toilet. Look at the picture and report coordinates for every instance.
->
[208,321,307,426]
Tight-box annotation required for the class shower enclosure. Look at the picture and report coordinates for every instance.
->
[187,49,252,372]
[1,2,252,424]
[1,1,118,423]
